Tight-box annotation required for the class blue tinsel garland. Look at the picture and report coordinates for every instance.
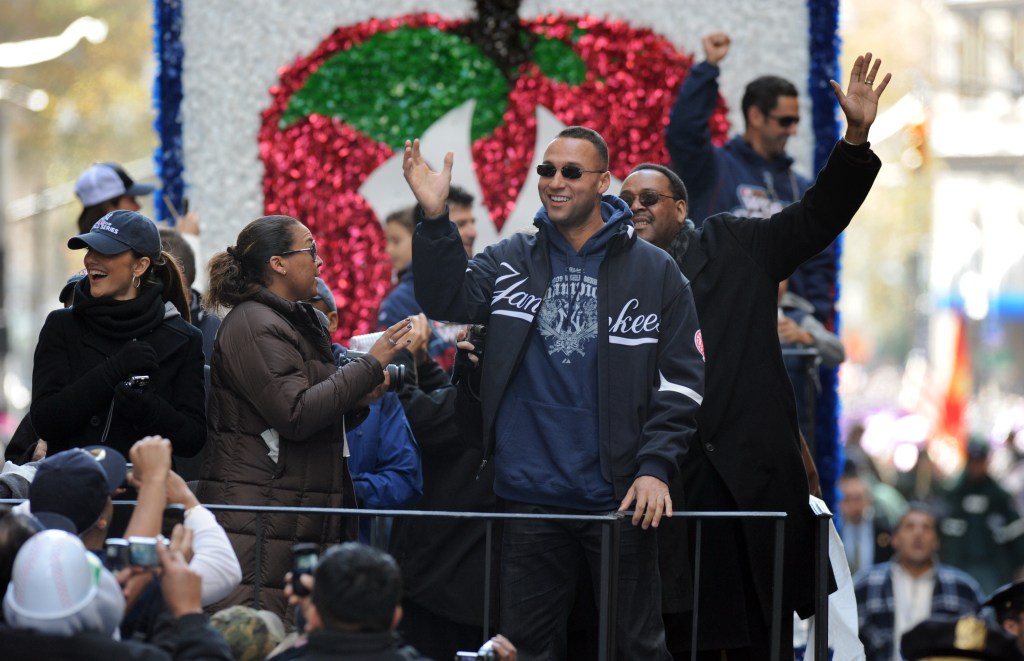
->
[807,0,843,513]
[152,0,185,224]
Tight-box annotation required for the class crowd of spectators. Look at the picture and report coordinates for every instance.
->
[4,33,1024,661]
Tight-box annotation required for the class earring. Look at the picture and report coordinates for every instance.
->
[132,275,141,289]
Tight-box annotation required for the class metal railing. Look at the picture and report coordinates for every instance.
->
[1,499,832,660]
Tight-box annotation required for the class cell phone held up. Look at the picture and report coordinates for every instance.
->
[103,536,165,571]
[292,543,318,597]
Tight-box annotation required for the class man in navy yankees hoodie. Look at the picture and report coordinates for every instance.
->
[403,126,704,660]
[665,32,835,326]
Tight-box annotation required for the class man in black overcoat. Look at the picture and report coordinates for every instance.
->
[619,52,891,659]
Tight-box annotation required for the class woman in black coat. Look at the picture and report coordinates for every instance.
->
[29,210,206,459]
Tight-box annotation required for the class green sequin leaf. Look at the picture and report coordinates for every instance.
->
[529,31,587,86]
[281,27,509,147]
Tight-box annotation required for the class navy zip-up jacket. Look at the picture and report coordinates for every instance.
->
[666,61,812,223]
[412,196,704,503]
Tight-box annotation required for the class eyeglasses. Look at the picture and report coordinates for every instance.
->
[536,164,605,180]
[619,190,678,208]
[278,242,318,261]
[768,114,800,128]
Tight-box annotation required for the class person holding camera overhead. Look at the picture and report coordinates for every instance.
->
[195,214,413,618]
[29,210,206,460]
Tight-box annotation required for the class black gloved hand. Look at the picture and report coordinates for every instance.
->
[113,382,163,428]
[103,342,159,386]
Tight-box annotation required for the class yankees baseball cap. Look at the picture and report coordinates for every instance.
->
[67,210,163,260]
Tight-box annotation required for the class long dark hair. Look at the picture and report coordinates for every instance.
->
[140,250,191,322]
[204,215,301,311]
[77,200,118,235]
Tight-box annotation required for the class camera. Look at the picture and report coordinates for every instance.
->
[128,536,162,567]
[104,536,165,570]
[103,538,130,571]
[455,640,497,660]
[291,543,319,597]
[123,374,150,390]
[465,324,487,359]
[340,350,406,392]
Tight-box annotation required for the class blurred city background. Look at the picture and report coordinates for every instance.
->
[1,0,1023,499]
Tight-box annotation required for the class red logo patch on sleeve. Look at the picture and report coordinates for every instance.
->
[694,329,705,361]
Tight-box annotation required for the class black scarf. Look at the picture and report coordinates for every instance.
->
[669,220,696,260]
[72,280,166,341]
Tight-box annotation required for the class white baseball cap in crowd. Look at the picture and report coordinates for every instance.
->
[74,162,155,207]
[3,529,125,636]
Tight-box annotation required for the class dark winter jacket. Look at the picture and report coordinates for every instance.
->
[347,391,422,511]
[0,613,233,661]
[412,196,704,505]
[939,473,1024,593]
[273,629,431,661]
[664,140,879,644]
[29,283,206,458]
[389,354,498,628]
[4,414,39,464]
[195,287,380,617]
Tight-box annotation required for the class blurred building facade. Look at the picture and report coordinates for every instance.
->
[928,0,1024,395]
[840,0,1024,479]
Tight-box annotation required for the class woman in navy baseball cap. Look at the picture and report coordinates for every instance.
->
[27,209,206,461]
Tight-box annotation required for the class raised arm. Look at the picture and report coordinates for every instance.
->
[727,53,891,280]
[403,138,453,218]
[831,51,891,144]
[701,32,731,67]
[665,32,731,202]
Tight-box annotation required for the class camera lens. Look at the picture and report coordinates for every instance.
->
[386,363,406,391]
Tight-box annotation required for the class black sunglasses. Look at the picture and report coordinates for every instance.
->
[619,191,678,208]
[536,163,605,180]
[278,241,318,261]
[768,114,799,128]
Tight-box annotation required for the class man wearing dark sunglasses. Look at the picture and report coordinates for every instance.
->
[402,126,705,659]
[665,32,837,330]
[666,32,806,225]
[632,52,891,660]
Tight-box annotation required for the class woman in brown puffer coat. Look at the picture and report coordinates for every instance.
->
[196,215,411,617]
